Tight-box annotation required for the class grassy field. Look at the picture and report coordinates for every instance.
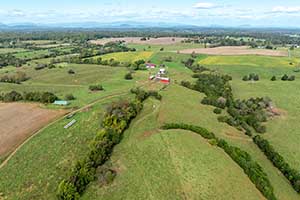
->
[0,94,131,200]
[0,48,26,54]
[95,51,154,63]
[82,98,263,200]
[0,63,147,108]
[197,55,300,170]
[199,55,298,67]
[128,43,204,52]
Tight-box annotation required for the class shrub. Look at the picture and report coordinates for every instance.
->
[213,108,222,114]
[281,74,289,81]
[271,76,276,81]
[40,92,58,103]
[57,180,79,200]
[242,75,249,81]
[68,69,75,74]
[124,73,133,80]
[288,75,295,81]
[89,84,103,91]
[65,94,76,100]
[3,91,23,102]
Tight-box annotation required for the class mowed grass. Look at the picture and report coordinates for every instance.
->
[0,95,131,200]
[96,51,154,63]
[82,98,263,200]
[199,55,298,67]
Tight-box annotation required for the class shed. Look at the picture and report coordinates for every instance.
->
[146,63,156,69]
[53,100,69,106]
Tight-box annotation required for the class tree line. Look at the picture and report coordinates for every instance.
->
[253,135,300,193]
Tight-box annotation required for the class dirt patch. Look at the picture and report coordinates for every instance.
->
[90,37,187,45]
[0,103,66,157]
[178,46,288,57]
[141,129,159,138]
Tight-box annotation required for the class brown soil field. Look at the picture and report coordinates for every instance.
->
[0,103,66,157]
[90,37,187,45]
[178,46,288,57]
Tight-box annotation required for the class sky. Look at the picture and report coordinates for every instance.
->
[1,0,300,27]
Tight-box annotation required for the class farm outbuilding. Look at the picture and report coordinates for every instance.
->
[53,100,69,106]
[146,63,156,69]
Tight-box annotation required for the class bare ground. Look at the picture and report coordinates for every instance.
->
[90,37,187,45]
[178,46,288,57]
[0,103,66,157]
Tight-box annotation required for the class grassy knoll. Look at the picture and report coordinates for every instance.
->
[82,98,263,200]
[199,55,298,67]
[95,51,154,63]
[0,94,131,200]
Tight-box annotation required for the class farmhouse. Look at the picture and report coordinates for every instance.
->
[53,100,69,106]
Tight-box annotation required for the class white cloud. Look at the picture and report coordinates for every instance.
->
[272,6,300,13]
[193,2,217,9]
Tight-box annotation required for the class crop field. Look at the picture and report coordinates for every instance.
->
[180,46,288,56]
[0,103,66,159]
[97,51,154,63]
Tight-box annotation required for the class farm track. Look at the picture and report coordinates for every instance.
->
[0,91,129,170]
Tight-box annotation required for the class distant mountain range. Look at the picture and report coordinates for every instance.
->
[0,21,299,31]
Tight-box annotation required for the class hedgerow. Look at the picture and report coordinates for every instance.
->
[253,135,300,193]
[57,89,161,199]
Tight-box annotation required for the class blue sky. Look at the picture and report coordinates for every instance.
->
[1,0,300,27]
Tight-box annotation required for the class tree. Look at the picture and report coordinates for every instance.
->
[242,75,249,81]
[124,73,133,80]
[65,94,76,100]
[281,74,289,81]
[68,69,75,74]
[271,76,276,81]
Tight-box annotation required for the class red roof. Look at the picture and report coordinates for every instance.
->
[146,63,156,67]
